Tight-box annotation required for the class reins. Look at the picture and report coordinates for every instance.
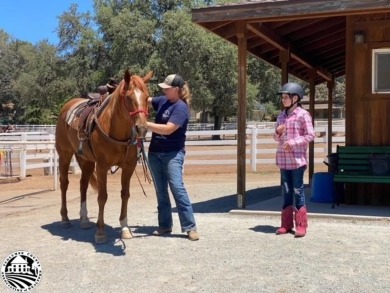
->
[86,77,154,194]
[93,115,139,146]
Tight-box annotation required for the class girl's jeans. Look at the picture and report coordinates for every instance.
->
[148,149,197,232]
[280,165,306,209]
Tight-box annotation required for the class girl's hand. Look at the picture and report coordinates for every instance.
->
[283,141,292,152]
[276,124,286,135]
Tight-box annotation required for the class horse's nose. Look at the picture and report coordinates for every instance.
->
[135,124,148,138]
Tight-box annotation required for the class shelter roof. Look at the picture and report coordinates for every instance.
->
[192,0,390,84]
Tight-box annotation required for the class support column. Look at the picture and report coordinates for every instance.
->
[327,79,335,171]
[236,21,247,208]
[308,69,316,185]
[279,48,290,85]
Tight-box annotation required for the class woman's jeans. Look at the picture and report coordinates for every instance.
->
[280,165,306,210]
[148,150,197,232]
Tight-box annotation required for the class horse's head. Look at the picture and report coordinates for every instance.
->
[120,69,153,140]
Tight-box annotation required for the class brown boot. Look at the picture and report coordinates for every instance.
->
[152,227,172,236]
[276,206,294,235]
[294,206,308,237]
[187,230,200,241]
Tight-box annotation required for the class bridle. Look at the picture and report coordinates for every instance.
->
[93,86,148,147]
[122,88,149,119]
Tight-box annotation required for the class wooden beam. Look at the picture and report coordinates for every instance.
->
[192,0,390,23]
[236,20,247,209]
[247,23,333,81]
[213,22,238,39]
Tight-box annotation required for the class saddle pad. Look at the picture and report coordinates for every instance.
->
[65,100,89,126]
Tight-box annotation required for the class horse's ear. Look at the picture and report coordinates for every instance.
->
[124,69,132,84]
[143,71,154,84]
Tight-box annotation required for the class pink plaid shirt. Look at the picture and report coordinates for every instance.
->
[274,107,315,170]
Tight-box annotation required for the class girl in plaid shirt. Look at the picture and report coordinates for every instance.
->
[274,83,315,237]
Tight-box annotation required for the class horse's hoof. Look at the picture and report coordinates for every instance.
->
[80,219,94,229]
[95,234,107,244]
[121,229,133,239]
[61,221,71,229]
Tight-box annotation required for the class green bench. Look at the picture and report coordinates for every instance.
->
[333,145,390,184]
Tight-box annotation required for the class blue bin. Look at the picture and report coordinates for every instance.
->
[311,172,334,203]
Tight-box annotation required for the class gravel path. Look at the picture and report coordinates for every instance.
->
[1,172,389,292]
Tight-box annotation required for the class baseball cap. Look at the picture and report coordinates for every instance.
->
[158,74,185,89]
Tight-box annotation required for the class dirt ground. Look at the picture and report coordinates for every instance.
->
[1,164,389,293]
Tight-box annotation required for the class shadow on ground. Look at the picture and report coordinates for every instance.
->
[186,185,281,213]
[42,220,153,256]
[249,225,280,234]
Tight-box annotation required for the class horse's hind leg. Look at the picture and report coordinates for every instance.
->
[95,165,109,244]
[78,157,95,229]
[58,151,73,228]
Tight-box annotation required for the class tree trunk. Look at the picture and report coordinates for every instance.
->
[212,115,223,140]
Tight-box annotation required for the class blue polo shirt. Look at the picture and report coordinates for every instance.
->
[149,96,189,152]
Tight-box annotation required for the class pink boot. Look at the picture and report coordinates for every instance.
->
[276,206,293,235]
[294,206,308,237]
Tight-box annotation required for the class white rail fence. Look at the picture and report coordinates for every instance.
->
[0,119,344,133]
[0,127,345,182]
[0,132,79,178]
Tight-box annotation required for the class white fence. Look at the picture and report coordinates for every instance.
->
[1,119,344,133]
[0,126,345,181]
[0,132,78,179]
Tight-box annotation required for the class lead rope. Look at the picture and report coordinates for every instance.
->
[134,139,155,197]
[109,129,137,175]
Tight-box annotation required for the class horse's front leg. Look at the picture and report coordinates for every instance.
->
[59,153,72,228]
[95,166,109,244]
[119,164,136,240]
[79,160,95,229]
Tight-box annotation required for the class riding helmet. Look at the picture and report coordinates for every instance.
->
[278,82,304,100]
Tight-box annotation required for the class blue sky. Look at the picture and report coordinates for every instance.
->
[0,0,94,45]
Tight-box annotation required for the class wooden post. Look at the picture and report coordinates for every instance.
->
[251,127,258,172]
[308,69,316,185]
[327,79,334,172]
[236,21,247,208]
[280,48,290,85]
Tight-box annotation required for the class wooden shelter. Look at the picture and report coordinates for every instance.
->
[192,0,390,206]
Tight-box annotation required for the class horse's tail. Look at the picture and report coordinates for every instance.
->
[89,170,98,192]
[74,155,98,192]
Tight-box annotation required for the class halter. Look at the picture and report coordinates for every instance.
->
[129,109,149,117]
[93,87,148,148]
[122,89,149,118]
[121,87,149,149]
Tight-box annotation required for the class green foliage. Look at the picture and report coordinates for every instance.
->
[0,1,345,125]
[0,33,16,124]
[263,102,280,121]
[155,9,241,128]
[315,76,346,102]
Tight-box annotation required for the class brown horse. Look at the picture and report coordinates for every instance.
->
[0,124,15,133]
[55,70,153,244]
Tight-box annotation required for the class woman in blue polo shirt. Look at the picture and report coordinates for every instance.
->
[147,74,199,241]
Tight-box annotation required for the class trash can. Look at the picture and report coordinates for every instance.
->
[311,172,334,203]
